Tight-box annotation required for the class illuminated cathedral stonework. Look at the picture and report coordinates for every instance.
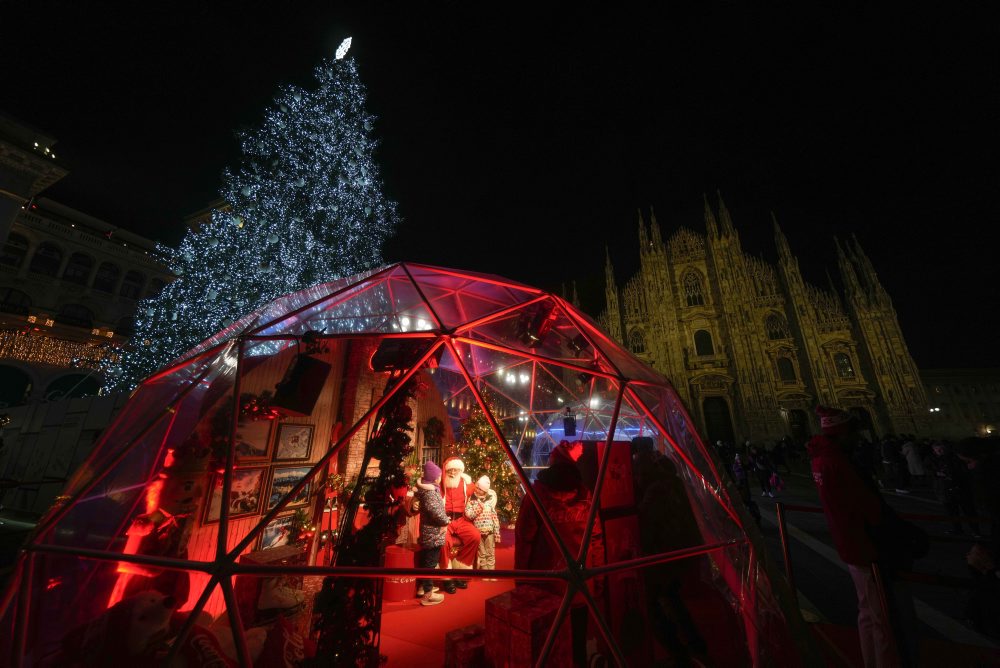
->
[599,195,929,444]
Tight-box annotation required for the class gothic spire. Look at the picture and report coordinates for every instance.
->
[649,205,662,246]
[772,211,792,260]
[850,234,889,303]
[703,193,719,238]
[605,245,616,289]
[717,190,736,236]
[825,268,843,306]
[834,236,862,297]
[637,208,648,250]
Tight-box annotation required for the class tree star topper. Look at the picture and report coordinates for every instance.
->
[335,37,352,60]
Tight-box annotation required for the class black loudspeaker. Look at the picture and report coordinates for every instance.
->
[272,354,332,417]
[563,409,577,437]
[370,338,440,372]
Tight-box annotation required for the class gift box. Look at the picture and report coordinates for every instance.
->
[444,624,487,668]
[486,586,572,667]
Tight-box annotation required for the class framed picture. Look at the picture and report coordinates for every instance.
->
[267,465,313,511]
[234,419,274,462]
[260,513,297,550]
[274,423,314,462]
[205,467,267,523]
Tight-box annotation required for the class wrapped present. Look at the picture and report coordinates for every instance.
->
[486,586,572,667]
[444,624,486,668]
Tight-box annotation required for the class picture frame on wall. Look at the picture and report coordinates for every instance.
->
[267,465,313,511]
[273,423,314,462]
[260,513,296,550]
[204,467,267,523]
[234,419,274,462]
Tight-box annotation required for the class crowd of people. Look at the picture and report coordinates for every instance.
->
[805,409,999,666]
[713,416,1000,665]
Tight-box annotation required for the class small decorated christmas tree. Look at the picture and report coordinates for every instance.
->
[459,405,522,525]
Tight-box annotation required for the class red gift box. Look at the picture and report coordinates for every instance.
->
[486,586,572,668]
[444,624,487,668]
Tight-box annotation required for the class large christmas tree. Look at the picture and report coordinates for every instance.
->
[107,37,398,390]
[459,404,523,525]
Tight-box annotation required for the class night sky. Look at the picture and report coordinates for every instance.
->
[2,4,997,368]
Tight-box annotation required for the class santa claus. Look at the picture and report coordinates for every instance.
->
[440,456,481,591]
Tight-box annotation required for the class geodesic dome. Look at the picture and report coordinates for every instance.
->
[1,262,815,666]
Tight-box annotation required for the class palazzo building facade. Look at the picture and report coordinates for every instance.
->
[599,195,929,445]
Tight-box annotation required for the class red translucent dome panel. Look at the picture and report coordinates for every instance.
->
[1,263,815,667]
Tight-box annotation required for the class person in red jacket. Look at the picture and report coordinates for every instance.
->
[809,405,907,667]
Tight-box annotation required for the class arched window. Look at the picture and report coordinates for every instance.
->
[694,329,714,356]
[629,329,646,354]
[119,270,146,299]
[58,303,94,329]
[93,262,121,293]
[28,242,62,276]
[45,374,101,401]
[0,365,32,407]
[146,278,166,299]
[62,252,94,285]
[683,271,705,307]
[834,353,856,379]
[0,233,29,268]
[777,357,797,382]
[0,287,32,315]
[765,313,791,340]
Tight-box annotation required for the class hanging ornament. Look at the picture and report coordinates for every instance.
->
[348,159,357,169]
[294,177,306,187]
[175,267,185,275]
[353,145,363,157]
[207,237,220,248]
[241,185,252,197]
[293,92,302,102]
[170,312,178,321]
[365,206,372,216]
[280,104,288,113]
[259,263,272,274]
[267,234,279,245]
[182,252,193,262]
[206,289,218,301]
[145,308,155,317]
[363,119,373,131]
[331,205,339,212]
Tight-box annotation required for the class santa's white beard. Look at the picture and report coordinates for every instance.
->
[443,473,462,489]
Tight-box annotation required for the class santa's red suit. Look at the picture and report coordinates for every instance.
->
[441,457,480,569]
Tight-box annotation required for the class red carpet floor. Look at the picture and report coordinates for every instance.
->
[379,543,515,666]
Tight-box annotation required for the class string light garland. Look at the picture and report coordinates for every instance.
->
[106,36,399,391]
[0,329,120,370]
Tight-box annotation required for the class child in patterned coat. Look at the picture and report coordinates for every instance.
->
[465,475,501,577]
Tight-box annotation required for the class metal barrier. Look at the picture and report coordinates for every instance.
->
[773,501,989,665]
[773,501,986,592]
